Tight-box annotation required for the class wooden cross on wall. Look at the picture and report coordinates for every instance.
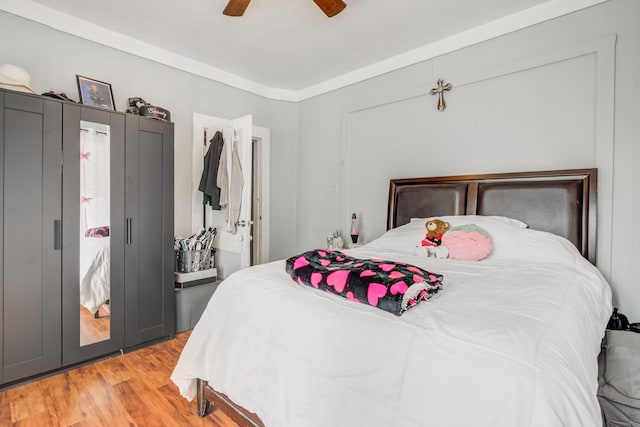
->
[430,79,452,111]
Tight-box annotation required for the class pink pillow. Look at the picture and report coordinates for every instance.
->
[442,224,492,261]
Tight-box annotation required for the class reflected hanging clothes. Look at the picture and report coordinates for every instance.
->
[198,130,224,210]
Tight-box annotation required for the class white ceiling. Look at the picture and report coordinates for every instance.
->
[5,0,605,100]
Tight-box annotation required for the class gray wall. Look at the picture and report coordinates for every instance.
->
[2,0,639,321]
[296,0,640,320]
[267,99,299,261]
[0,10,298,262]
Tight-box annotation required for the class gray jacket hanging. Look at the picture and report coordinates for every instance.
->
[198,130,224,210]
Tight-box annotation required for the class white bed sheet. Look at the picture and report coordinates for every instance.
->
[79,236,110,314]
[172,231,611,427]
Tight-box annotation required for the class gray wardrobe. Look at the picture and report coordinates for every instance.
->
[0,89,174,385]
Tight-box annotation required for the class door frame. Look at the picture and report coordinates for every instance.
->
[251,126,270,265]
[191,113,271,267]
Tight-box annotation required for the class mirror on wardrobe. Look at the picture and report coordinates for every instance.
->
[79,120,111,346]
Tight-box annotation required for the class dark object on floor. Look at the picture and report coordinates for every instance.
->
[607,307,630,330]
[598,330,640,426]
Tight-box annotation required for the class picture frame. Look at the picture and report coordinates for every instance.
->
[76,75,115,110]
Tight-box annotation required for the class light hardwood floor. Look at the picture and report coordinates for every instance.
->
[0,332,238,427]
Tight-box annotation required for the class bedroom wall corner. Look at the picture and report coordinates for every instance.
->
[296,90,344,252]
[267,99,299,261]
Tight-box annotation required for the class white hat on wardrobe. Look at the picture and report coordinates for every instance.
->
[0,64,36,94]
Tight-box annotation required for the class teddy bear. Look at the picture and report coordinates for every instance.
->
[418,219,450,258]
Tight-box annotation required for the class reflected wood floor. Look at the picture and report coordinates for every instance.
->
[0,331,238,427]
[80,304,110,347]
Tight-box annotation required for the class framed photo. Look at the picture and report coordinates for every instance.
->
[76,75,115,110]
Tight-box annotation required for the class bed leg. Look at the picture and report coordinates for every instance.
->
[197,378,211,417]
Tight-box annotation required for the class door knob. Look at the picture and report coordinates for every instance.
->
[235,220,253,227]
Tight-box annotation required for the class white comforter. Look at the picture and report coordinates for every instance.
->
[172,222,611,427]
[79,236,110,314]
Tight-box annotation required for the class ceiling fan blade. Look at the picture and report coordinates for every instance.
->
[312,0,346,17]
[223,0,251,16]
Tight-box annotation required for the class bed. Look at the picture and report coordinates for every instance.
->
[171,168,612,427]
[79,234,110,315]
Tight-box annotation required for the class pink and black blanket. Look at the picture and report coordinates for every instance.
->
[286,249,443,316]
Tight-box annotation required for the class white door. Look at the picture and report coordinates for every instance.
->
[229,114,253,268]
[192,113,254,273]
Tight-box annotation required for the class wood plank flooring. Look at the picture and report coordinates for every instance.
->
[0,332,239,427]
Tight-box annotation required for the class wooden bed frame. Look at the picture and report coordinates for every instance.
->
[388,168,597,263]
[197,378,264,427]
[196,167,598,424]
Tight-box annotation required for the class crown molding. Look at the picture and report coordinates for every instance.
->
[297,0,610,100]
[0,0,609,102]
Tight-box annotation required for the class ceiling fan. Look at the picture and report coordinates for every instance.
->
[223,0,346,17]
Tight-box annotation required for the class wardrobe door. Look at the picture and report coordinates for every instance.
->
[62,104,125,365]
[125,115,174,347]
[0,91,62,384]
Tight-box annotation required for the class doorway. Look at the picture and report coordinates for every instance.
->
[251,131,270,265]
[191,113,270,278]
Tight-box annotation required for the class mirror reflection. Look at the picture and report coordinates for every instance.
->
[79,121,111,346]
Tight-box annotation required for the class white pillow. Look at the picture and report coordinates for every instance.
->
[485,225,581,265]
[364,220,427,254]
[410,215,528,229]
[368,215,582,265]
[367,215,526,255]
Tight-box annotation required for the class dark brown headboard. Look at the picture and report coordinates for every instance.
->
[387,169,597,263]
